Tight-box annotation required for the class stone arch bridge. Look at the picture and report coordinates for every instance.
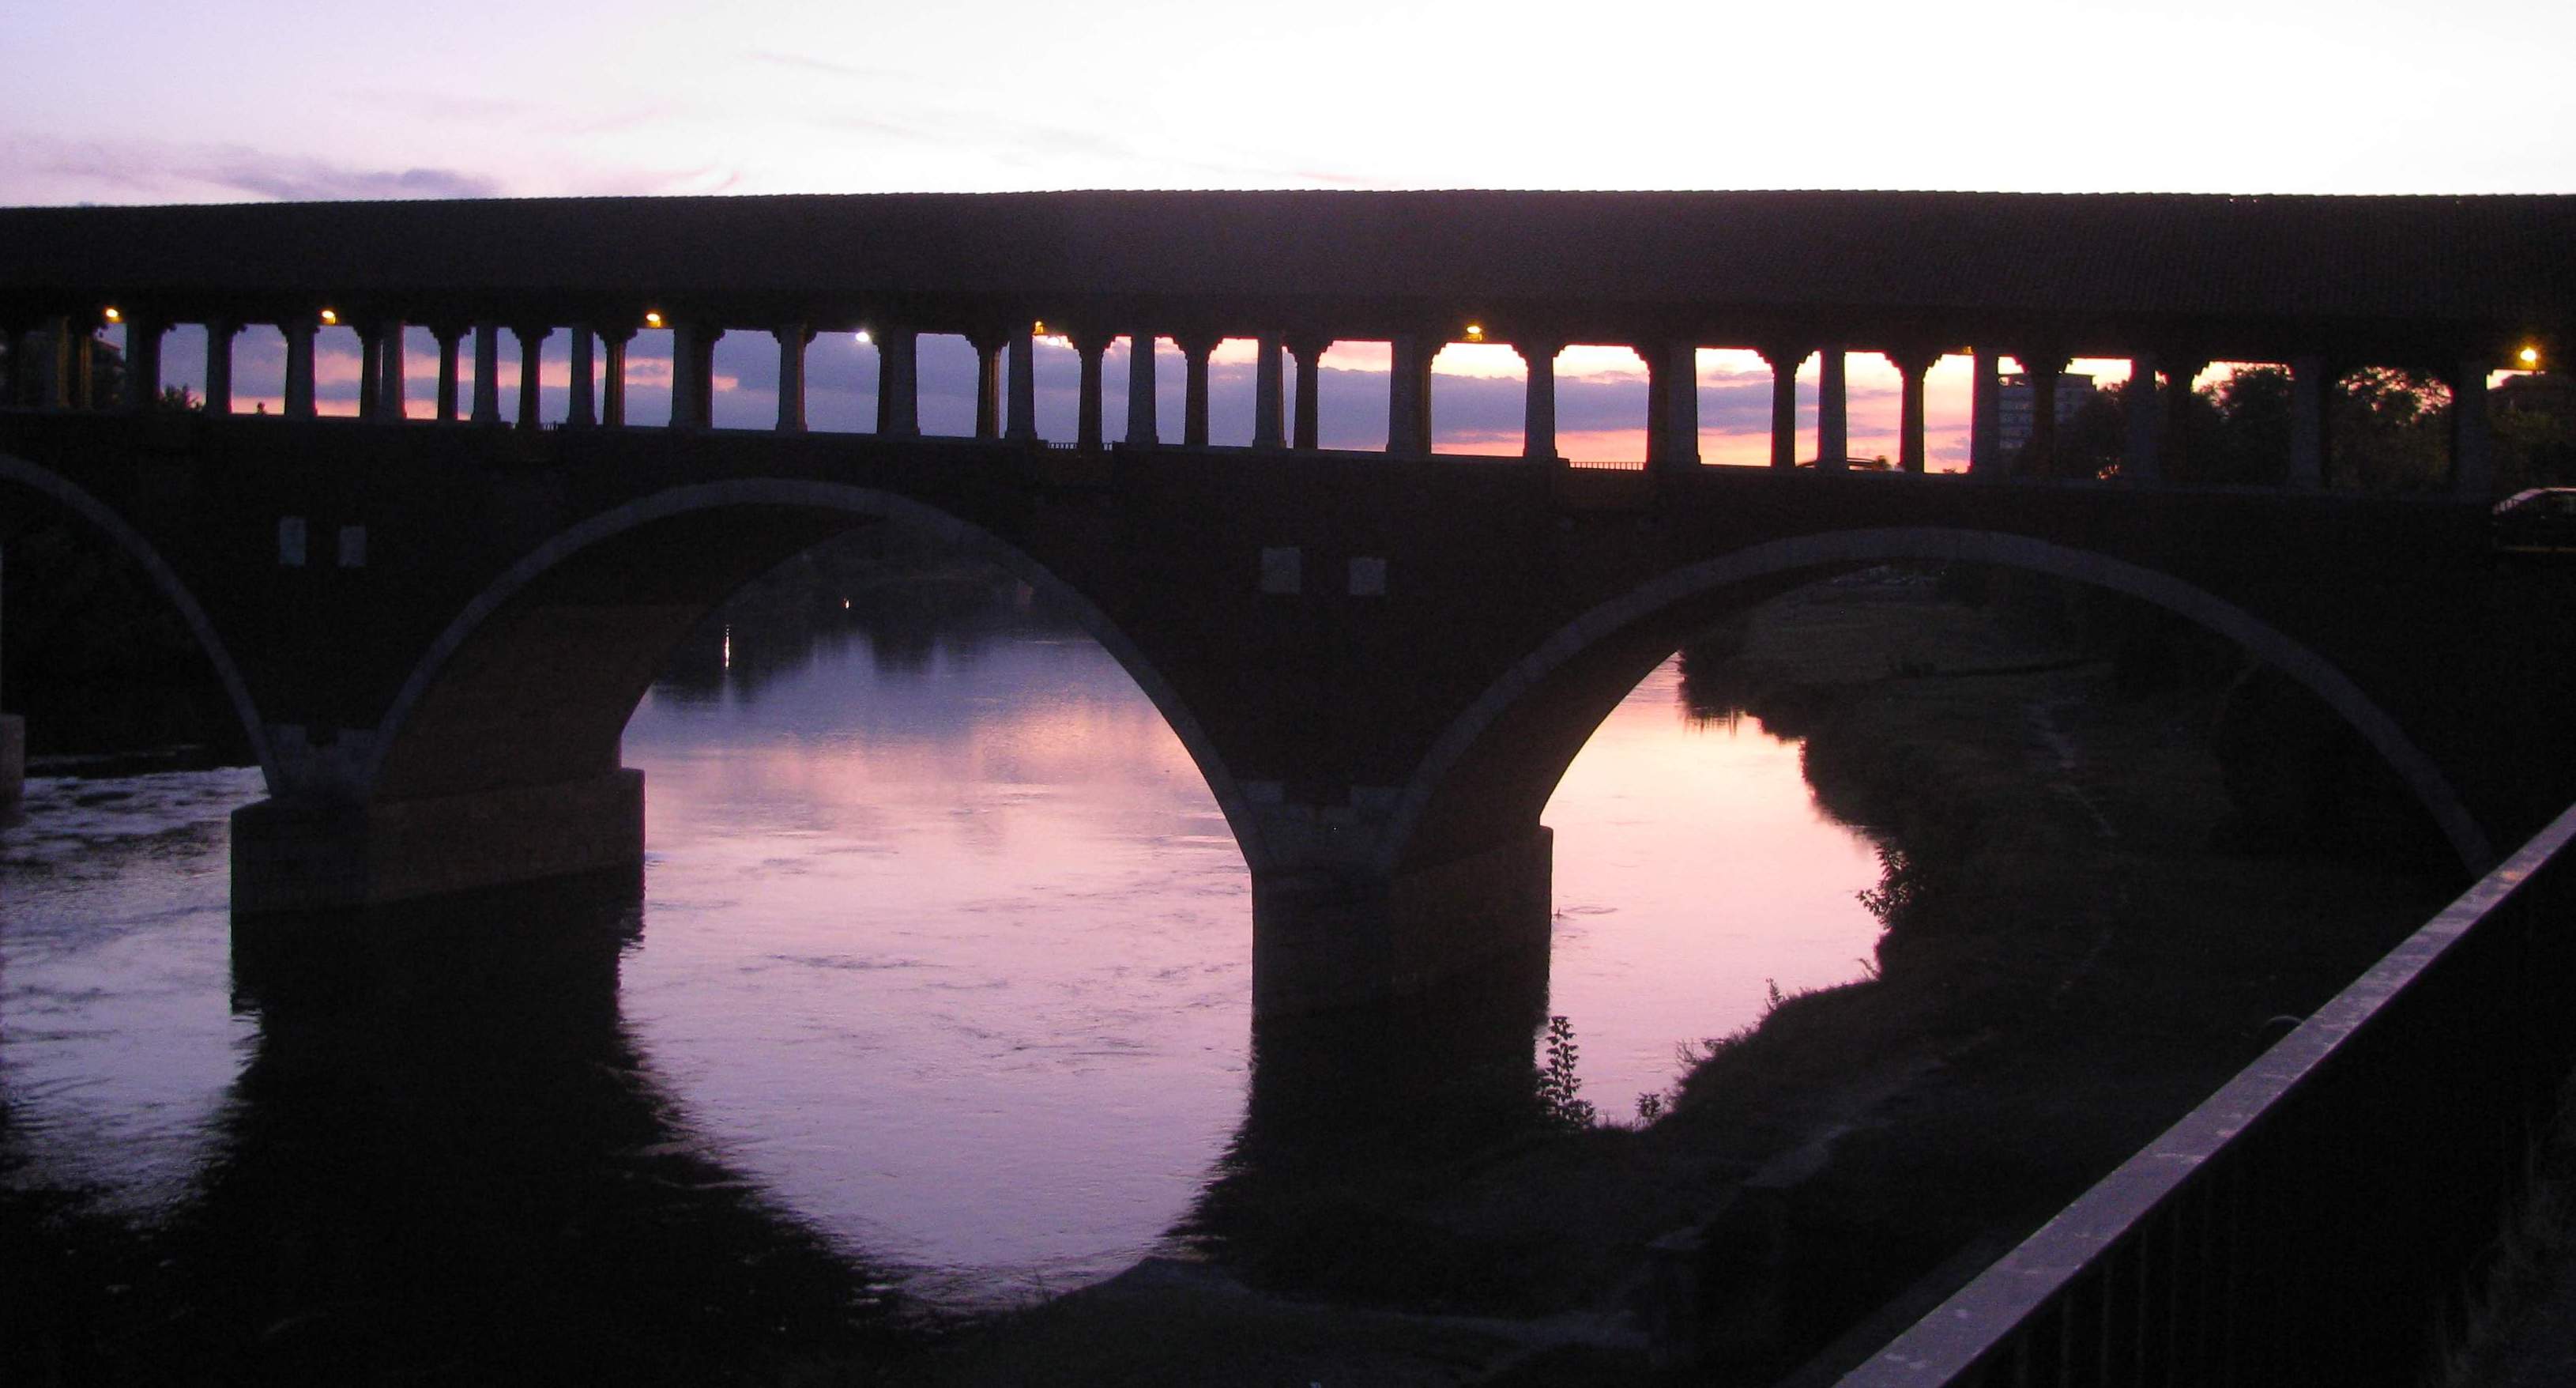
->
[2,191,2571,1016]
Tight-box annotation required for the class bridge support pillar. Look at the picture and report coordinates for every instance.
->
[1517,339,1559,460]
[1070,331,1107,451]
[777,322,812,434]
[1178,334,1218,447]
[512,325,550,429]
[1892,347,1939,473]
[600,326,632,427]
[472,322,502,424]
[1251,825,1554,1019]
[2160,358,2208,481]
[205,317,239,415]
[2123,353,2162,482]
[566,325,595,428]
[120,313,164,411]
[875,327,918,438]
[2450,360,2493,499]
[2289,355,2329,488]
[1815,346,1847,470]
[1388,333,1433,458]
[282,315,318,418]
[969,330,1002,439]
[1970,349,2001,473]
[230,768,645,917]
[1253,335,1286,449]
[1006,328,1038,440]
[1760,345,1804,468]
[378,321,407,421]
[1287,336,1328,451]
[1124,333,1158,446]
[431,323,463,422]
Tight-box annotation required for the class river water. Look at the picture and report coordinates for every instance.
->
[0,576,1883,1337]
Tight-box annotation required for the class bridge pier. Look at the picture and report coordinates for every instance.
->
[230,768,645,916]
[1251,824,1554,1018]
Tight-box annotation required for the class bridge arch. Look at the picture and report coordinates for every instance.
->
[0,450,276,783]
[1388,526,2493,882]
[365,477,1272,871]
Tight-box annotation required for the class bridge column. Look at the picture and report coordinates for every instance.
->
[1253,334,1286,449]
[1891,347,1940,473]
[281,313,319,418]
[1758,344,1805,468]
[1178,334,1218,447]
[2160,358,2207,481]
[1388,332,1433,458]
[1069,330,1109,451]
[874,327,918,438]
[2122,353,2162,482]
[2289,355,2329,489]
[1251,825,1556,1018]
[512,324,550,429]
[119,311,166,411]
[599,326,632,428]
[968,330,1003,439]
[356,322,384,421]
[1124,333,1159,446]
[1287,336,1328,451]
[1815,345,1847,470]
[1006,326,1038,440]
[1970,349,2002,473]
[1647,340,1700,470]
[2450,358,2494,499]
[231,768,646,917]
[471,322,502,424]
[564,324,595,428]
[205,317,239,415]
[1516,338,1560,460]
[670,322,720,431]
[2020,349,2069,476]
[429,323,463,422]
[776,322,812,434]
[378,320,407,421]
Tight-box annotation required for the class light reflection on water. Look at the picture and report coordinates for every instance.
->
[0,597,1881,1311]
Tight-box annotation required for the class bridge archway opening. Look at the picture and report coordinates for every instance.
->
[1393,531,2489,900]
[1692,349,1772,468]
[367,481,1266,878]
[313,322,363,417]
[1207,337,1260,447]
[1554,345,1647,465]
[708,330,779,432]
[228,324,288,416]
[913,332,981,437]
[0,452,269,776]
[1314,341,1390,451]
[804,330,876,433]
[1429,341,1523,457]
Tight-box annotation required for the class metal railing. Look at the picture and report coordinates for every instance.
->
[1840,801,2576,1387]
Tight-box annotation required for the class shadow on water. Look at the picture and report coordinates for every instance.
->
[1179,944,1560,1314]
[12,874,923,1386]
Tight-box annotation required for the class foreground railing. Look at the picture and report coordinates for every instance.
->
[1841,801,2576,1387]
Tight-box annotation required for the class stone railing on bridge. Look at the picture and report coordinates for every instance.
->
[1828,798,2576,1386]
[2,191,2570,491]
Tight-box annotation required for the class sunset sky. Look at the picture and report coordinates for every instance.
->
[9,0,2567,465]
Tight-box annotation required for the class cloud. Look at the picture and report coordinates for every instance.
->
[1,134,502,205]
[208,157,503,202]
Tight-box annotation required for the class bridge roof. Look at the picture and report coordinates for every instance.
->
[4,190,2570,360]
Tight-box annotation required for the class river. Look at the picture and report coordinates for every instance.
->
[0,569,1883,1360]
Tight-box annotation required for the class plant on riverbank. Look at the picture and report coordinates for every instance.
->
[1855,843,1930,927]
[1536,1016,1595,1131]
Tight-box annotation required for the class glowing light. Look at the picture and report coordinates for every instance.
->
[1463,322,1485,342]
[319,308,338,326]
[1032,320,1048,335]
[2521,345,2542,368]
[644,311,665,328]
[854,329,872,345]
[102,306,122,322]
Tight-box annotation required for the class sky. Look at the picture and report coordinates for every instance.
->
[9,0,2568,464]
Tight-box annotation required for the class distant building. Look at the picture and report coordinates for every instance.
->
[1997,372,2096,457]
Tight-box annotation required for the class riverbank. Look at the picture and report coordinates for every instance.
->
[884,568,2457,1385]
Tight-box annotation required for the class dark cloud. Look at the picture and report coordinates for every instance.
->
[209,157,503,202]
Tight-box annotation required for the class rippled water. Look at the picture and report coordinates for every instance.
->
[0,594,1883,1313]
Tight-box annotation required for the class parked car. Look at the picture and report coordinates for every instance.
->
[2493,488,2576,554]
